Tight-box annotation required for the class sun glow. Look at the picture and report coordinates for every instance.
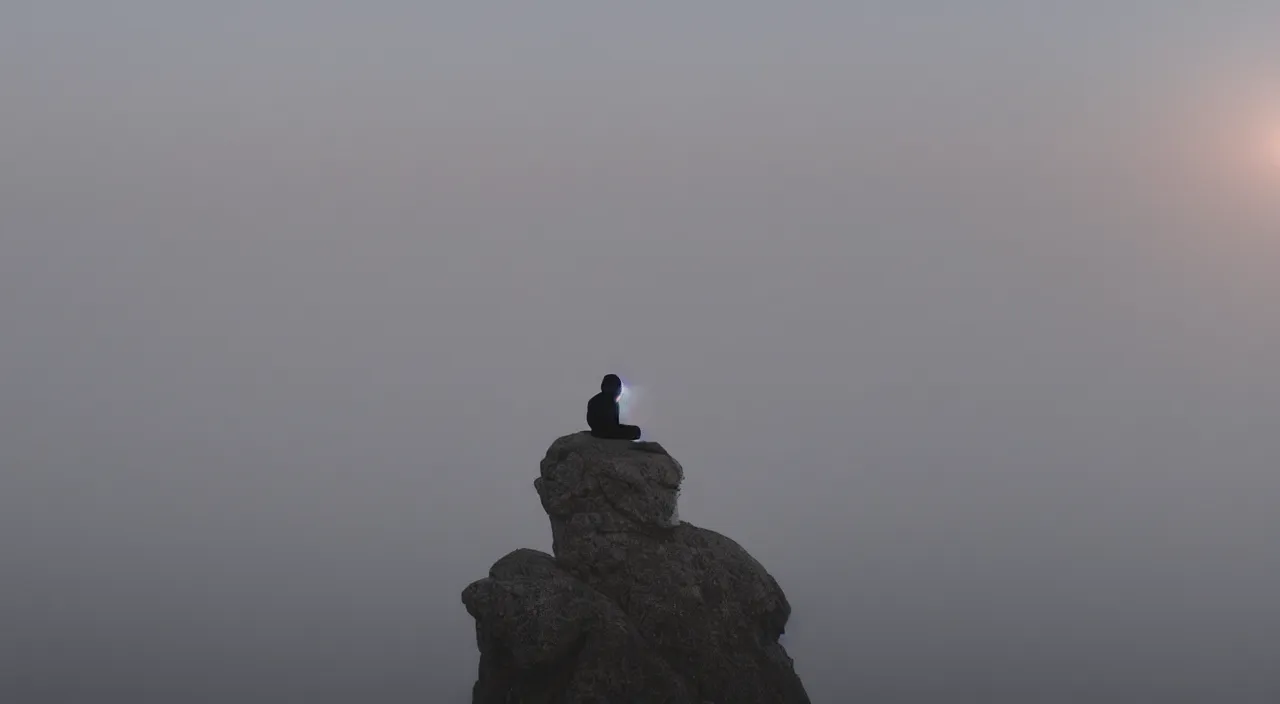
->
[1268,129,1280,168]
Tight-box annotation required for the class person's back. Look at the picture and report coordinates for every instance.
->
[587,374,642,440]
[586,391,619,430]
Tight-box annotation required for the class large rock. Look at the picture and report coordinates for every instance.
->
[462,432,810,704]
[461,549,696,703]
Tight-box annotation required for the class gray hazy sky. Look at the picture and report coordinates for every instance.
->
[4,3,1280,702]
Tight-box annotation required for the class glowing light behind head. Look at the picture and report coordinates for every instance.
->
[616,382,645,424]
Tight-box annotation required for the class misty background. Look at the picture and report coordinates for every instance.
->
[4,3,1280,702]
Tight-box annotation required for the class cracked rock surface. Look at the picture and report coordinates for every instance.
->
[461,432,811,703]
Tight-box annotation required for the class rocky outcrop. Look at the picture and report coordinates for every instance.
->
[461,432,810,704]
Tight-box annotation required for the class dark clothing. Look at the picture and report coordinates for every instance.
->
[591,424,642,440]
[586,391,620,428]
[587,391,641,440]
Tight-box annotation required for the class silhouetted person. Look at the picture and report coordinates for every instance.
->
[587,374,642,440]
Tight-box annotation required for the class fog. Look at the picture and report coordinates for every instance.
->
[4,3,1280,702]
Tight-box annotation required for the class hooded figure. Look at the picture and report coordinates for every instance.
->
[586,374,642,440]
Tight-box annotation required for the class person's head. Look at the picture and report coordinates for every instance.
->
[600,374,623,396]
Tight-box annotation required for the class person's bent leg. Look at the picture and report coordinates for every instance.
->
[590,425,642,440]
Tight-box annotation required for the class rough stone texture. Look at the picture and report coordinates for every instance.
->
[461,549,695,703]
[462,431,810,704]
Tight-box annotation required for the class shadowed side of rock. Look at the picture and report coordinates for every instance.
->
[461,549,696,703]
